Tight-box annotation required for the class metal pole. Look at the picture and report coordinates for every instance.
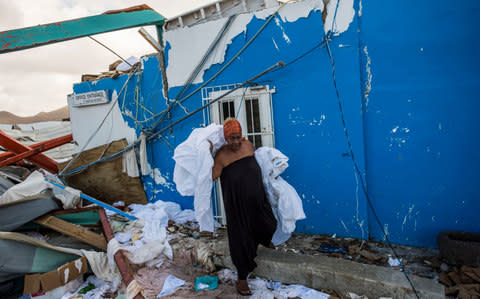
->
[148,61,285,141]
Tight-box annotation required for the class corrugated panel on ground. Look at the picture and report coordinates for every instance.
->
[58,139,148,205]
[0,122,74,161]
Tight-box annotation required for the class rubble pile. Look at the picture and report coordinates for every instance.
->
[0,165,471,299]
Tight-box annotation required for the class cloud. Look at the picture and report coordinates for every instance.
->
[0,1,24,29]
[0,0,216,116]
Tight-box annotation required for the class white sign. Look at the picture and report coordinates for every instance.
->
[68,90,110,107]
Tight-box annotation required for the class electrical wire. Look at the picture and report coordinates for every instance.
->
[324,1,420,297]
[147,0,295,135]
[147,61,284,141]
[88,36,132,66]
[59,62,283,177]
[59,65,140,176]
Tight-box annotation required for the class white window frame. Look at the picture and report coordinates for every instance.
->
[202,84,276,225]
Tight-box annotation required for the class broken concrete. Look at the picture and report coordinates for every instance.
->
[174,230,446,299]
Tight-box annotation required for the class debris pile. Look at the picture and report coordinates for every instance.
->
[439,266,480,298]
[0,166,333,298]
[0,129,465,299]
[273,233,444,280]
[81,57,142,82]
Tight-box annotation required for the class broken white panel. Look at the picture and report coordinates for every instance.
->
[165,0,327,88]
[116,56,140,72]
[68,90,137,152]
[323,0,355,35]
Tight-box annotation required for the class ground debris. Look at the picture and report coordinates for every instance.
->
[268,232,446,281]
[439,266,480,298]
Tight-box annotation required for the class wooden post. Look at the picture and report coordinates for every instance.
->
[98,208,144,299]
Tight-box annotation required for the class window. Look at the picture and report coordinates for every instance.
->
[202,84,275,147]
[202,84,276,225]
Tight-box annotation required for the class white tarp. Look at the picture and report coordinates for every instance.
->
[255,147,306,245]
[172,123,225,232]
[0,171,81,209]
[0,171,47,204]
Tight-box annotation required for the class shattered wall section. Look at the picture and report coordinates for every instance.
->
[164,0,331,87]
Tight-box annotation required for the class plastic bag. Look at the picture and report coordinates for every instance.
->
[157,275,185,297]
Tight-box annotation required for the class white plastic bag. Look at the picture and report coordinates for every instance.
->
[157,275,185,297]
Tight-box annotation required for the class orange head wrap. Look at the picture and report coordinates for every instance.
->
[223,118,242,139]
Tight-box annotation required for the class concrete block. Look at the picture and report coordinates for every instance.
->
[212,240,445,298]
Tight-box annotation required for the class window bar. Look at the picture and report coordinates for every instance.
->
[250,99,255,147]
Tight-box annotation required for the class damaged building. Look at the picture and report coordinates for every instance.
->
[69,0,479,248]
[1,0,480,298]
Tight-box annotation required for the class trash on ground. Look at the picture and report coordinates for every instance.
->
[388,256,402,267]
[194,276,218,291]
[157,274,186,297]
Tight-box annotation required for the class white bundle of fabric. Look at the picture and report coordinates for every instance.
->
[0,171,81,209]
[172,123,225,232]
[255,147,306,245]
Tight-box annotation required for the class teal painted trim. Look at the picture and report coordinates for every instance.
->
[19,210,101,230]
[0,7,165,53]
[31,247,78,273]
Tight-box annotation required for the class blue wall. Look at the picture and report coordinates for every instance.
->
[358,0,480,247]
[73,1,480,248]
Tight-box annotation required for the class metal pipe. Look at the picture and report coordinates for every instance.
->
[148,61,285,141]
[46,180,137,221]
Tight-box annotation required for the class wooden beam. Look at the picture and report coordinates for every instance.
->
[34,214,107,250]
[98,208,144,299]
[0,130,58,173]
[138,27,162,52]
[0,134,72,167]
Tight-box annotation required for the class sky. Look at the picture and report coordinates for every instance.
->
[0,0,216,116]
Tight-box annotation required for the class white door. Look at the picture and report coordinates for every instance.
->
[202,84,275,225]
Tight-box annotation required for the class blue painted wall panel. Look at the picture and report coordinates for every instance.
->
[195,12,369,239]
[359,0,480,247]
[72,0,480,248]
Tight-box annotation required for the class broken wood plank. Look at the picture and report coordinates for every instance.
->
[98,207,144,299]
[34,214,107,250]
[0,130,59,173]
[0,134,72,167]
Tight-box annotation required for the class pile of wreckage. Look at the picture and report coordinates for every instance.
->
[0,124,333,299]
[1,124,479,299]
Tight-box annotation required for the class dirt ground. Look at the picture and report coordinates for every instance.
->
[131,221,443,299]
